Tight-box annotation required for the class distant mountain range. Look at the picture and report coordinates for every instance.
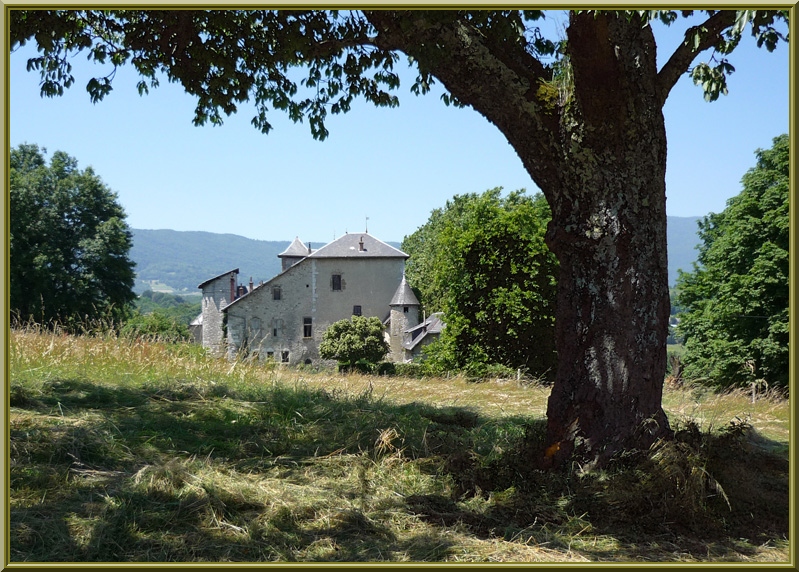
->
[130,216,703,294]
[666,215,703,286]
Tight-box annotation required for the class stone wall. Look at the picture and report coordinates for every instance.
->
[225,257,405,365]
[200,272,236,356]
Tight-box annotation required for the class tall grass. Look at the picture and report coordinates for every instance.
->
[8,326,790,563]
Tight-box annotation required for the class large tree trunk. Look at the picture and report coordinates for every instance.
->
[368,10,673,468]
[540,13,672,468]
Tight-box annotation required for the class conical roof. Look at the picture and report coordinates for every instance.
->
[390,275,420,306]
[279,237,311,258]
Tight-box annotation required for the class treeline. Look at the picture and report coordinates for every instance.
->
[135,290,201,325]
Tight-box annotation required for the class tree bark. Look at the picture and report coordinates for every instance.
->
[544,13,674,467]
[368,11,674,468]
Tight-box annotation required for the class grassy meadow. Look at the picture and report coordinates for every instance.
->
[8,326,791,563]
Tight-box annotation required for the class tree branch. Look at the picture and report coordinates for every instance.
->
[655,10,738,106]
[364,10,562,191]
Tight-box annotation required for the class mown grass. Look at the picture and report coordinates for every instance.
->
[8,326,791,563]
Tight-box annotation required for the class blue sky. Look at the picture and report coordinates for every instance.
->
[9,11,790,244]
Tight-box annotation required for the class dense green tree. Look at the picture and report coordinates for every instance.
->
[402,188,557,378]
[120,310,193,343]
[676,134,789,391]
[319,316,389,370]
[12,9,788,466]
[10,143,136,328]
[134,291,202,326]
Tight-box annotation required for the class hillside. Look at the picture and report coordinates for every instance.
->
[130,218,702,294]
[666,216,702,285]
[129,229,291,293]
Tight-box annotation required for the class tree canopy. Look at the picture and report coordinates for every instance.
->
[11,8,789,467]
[10,10,787,138]
[402,188,557,378]
[319,315,389,369]
[676,134,789,391]
[120,310,193,343]
[10,143,137,328]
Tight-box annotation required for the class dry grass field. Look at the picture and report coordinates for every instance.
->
[8,326,792,563]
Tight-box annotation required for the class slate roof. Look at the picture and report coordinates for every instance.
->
[308,232,408,259]
[403,312,445,351]
[213,233,405,312]
[390,276,420,306]
[279,237,313,258]
[197,268,239,289]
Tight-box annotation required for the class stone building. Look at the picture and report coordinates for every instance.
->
[400,312,445,362]
[197,268,240,355]
[196,232,443,365]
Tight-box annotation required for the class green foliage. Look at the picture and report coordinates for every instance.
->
[676,134,789,390]
[391,362,428,379]
[11,10,401,141]
[319,315,389,368]
[402,188,558,379]
[9,143,136,329]
[120,311,193,343]
[134,290,201,325]
[12,10,786,140]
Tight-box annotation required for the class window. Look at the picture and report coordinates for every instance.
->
[303,317,312,338]
[272,318,283,338]
[403,306,409,313]
[353,305,362,316]
[281,351,289,363]
[272,286,281,300]
[332,274,342,291]
[266,351,274,360]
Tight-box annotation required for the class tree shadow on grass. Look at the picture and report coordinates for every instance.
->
[405,419,790,562]
[9,375,789,563]
[10,461,461,562]
[9,375,488,562]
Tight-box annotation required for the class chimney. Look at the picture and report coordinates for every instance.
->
[307,242,311,254]
[359,236,365,251]
[249,277,254,292]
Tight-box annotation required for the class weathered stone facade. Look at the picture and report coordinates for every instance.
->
[198,268,239,356]
[197,232,438,366]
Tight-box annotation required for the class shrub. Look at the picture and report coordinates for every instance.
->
[121,311,192,343]
[319,316,389,369]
